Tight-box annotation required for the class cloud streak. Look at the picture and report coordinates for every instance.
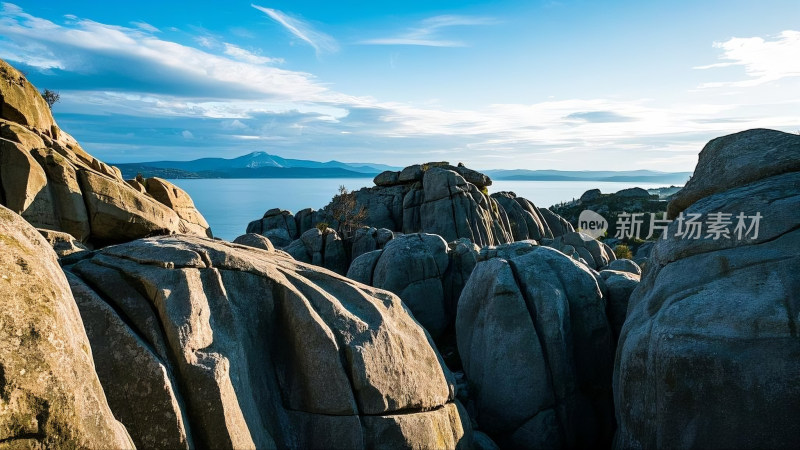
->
[359,14,497,47]
[695,30,800,88]
[251,4,338,54]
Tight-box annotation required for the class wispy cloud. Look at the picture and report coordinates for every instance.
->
[251,4,338,54]
[695,30,800,88]
[223,43,283,65]
[130,21,159,33]
[360,14,497,47]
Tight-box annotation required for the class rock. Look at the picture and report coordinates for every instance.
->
[78,169,182,245]
[37,228,92,264]
[491,191,550,241]
[398,164,424,183]
[353,185,409,231]
[264,228,294,248]
[615,136,800,448]
[634,241,654,258]
[374,170,400,186]
[372,233,451,339]
[545,231,615,269]
[351,226,394,261]
[442,238,480,318]
[539,207,575,237]
[667,129,800,219]
[0,204,134,449]
[418,168,512,247]
[457,246,615,448]
[615,187,650,198]
[294,207,317,235]
[0,59,212,246]
[453,165,492,188]
[472,431,501,450]
[598,269,639,340]
[68,273,192,450]
[284,227,348,275]
[0,59,55,135]
[66,234,468,449]
[606,258,641,275]
[477,240,538,262]
[346,249,383,285]
[144,177,212,238]
[233,233,275,252]
[580,188,602,202]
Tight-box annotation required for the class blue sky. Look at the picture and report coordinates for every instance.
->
[1,1,799,171]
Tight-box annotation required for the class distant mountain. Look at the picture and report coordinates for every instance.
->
[115,151,402,179]
[485,169,691,184]
[114,152,691,183]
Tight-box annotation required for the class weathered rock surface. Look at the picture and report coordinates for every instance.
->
[491,191,552,241]
[606,258,641,275]
[348,233,481,341]
[233,233,276,252]
[284,227,348,275]
[0,59,212,246]
[598,269,640,341]
[667,128,800,219]
[0,204,134,449]
[615,130,800,449]
[350,226,394,261]
[544,231,616,269]
[457,246,615,449]
[67,234,471,449]
[37,228,92,264]
[539,207,575,237]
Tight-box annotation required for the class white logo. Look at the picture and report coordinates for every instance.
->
[578,210,608,238]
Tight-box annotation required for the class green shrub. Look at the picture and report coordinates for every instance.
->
[315,222,329,232]
[614,244,633,260]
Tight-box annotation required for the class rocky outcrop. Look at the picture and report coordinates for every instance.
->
[0,58,211,247]
[539,207,575,237]
[67,234,472,449]
[490,191,553,241]
[598,269,639,341]
[0,204,134,449]
[233,233,276,252]
[667,128,800,218]
[350,226,395,261]
[37,228,92,264]
[284,227,348,275]
[248,163,570,263]
[457,246,615,448]
[543,231,616,269]
[615,129,800,449]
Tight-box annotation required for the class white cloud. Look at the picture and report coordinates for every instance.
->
[360,14,497,47]
[130,21,159,33]
[251,4,338,54]
[182,130,194,139]
[695,30,800,88]
[223,43,282,65]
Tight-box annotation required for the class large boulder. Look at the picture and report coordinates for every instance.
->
[67,234,472,449]
[0,58,212,246]
[539,207,575,237]
[284,227,348,275]
[144,177,212,237]
[491,191,553,242]
[371,233,452,339]
[416,168,512,247]
[457,246,615,449]
[615,129,800,449]
[0,204,134,449]
[667,128,800,218]
[544,231,616,269]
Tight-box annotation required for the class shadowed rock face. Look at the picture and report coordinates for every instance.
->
[67,235,472,450]
[457,246,616,449]
[0,205,134,449]
[0,58,212,247]
[615,129,800,449]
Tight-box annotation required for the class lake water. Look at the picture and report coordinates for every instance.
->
[169,178,672,241]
